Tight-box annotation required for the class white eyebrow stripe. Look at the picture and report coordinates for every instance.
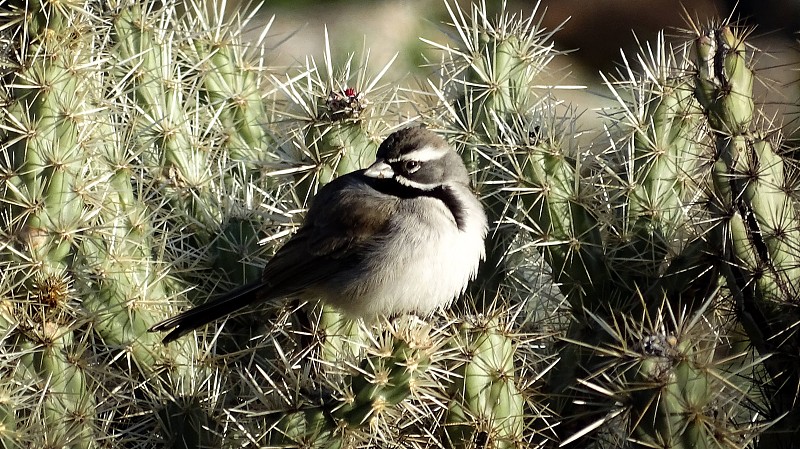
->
[388,144,447,162]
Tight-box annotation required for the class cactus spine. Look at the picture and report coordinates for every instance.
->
[1,1,102,445]
[701,26,800,445]
[444,317,524,448]
[2,1,800,448]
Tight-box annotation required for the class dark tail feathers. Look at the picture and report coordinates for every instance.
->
[149,281,268,343]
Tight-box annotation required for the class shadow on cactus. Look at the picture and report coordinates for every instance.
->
[2,0,800,448]
[527,18,800,448]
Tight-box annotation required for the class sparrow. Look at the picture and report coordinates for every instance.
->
[150,126,488,343]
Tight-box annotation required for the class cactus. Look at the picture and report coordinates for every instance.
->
[112,3,223,239]
[3,0,800,448]
[620,298,750,449]
[269,30,405,384]
[443,316,525,448]
[700,26,800,445]
[428,5,796,447]
[0,1,104,446]
[425,1,566,300]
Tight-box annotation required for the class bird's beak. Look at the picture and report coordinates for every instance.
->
[363,159,394,179]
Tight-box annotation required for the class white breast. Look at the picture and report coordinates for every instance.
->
[328,184,488,317]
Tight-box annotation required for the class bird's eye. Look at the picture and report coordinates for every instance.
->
[404,160,421,173]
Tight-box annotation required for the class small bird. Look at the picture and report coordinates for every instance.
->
[150,126,488,343]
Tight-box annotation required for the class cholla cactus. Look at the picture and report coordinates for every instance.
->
[425,2,799,447]
[2,0,800,448]
[0,1,252,446]
[700,26,800,446]
[423,1,566,300]
[443,314,525,448]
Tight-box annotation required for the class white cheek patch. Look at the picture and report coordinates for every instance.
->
[395,175,437,191]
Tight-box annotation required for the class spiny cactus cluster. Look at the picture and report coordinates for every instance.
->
[1,0,799,447]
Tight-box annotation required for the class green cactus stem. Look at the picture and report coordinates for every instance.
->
[444,318,524,448]
[190,14,275,174]
[268,407,341,448]
[113,4,221,238]
[694,27,754,134]
[631,338,718,449]
[699,24,800,446]
[330,323,433,428]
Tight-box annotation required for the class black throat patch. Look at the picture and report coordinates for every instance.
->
[369,177,467,231]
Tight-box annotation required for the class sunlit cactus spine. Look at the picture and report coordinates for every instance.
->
[518,110,610,434]
[427,1,564,298]
[457,17,770,448]
[113,3,222,240]
[1,1,252,447]
[599,61,728,448]
[700,25,800,446]
[17,325,95,449]
[5,0,800,448]
[516,128,606,307]
[0,322,15,446]
[1,0,92,272]
[444,317,524,449]
[429,11,607,439]
[266,320,435,447]
[534,20,799,448]
[75,117,200,378]
[192,21,273,168]
[627,316,738,449]
[110,1,279,338]
[273,36,389,200]
[621,76,709,291]
[306,87,376,182]
[331,322,434,427]
[0,1,101,446]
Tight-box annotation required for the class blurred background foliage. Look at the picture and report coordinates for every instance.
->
[252,0,800,142]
